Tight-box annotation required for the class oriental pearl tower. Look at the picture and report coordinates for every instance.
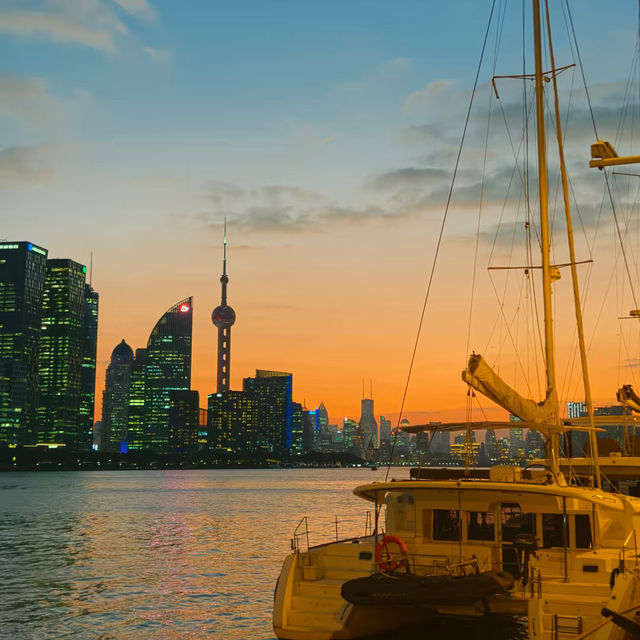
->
[212,220,236,393]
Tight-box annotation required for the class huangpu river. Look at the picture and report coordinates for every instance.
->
[0,469,525,639]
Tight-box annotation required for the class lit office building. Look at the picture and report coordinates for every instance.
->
[207,390,258,454]
[79,283,99,449]
[127,348,147,450]
[144,297,193,452]
[244,369,293,456]
[0,241,47,445]
[38,259,88,446]
[101,339,134,452]
[291,402,303,454]
[342,418,358,452]
[168,389,200,452]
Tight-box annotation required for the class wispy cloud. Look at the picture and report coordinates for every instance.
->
[0,0,162,54]
[179,181,429,233]
[142,45,170,61]
[0,10,120,53]
[0,144,74,187]
[0,73,61,126]
[113,0,157,22]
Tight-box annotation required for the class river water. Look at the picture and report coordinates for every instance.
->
[0,468,525,640]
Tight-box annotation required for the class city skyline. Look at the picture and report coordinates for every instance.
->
[4,2,640,427]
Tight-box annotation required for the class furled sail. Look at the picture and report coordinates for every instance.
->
[462,353,557,426]
[617,384,640,413]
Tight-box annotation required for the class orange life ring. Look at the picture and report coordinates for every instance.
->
[375,534,408,572]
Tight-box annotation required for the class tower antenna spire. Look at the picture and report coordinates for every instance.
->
[211,218,236,393]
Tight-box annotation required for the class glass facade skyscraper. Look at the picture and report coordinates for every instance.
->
[0,241,47,444]
[144,297,192,451]
[37,259,87,446]
[244,369,293,456]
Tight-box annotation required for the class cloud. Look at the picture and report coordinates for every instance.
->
[113,0,157,21]
[404,80,457,117]
[142,45,170,60]
[0,11,119,53]
[0,74,61,126]
[179,180,430,234]
[0,1,163,54]
[622,359,640,369]
[367,167,449,191]
[0,144,74,187]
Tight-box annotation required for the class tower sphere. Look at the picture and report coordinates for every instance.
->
[212,305,236,328]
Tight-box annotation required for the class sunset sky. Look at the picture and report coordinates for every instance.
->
[4,0,640,427]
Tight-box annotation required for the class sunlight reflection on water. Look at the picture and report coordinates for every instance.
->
[0,469,525,640]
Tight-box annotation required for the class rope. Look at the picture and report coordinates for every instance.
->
[384,0,498,481]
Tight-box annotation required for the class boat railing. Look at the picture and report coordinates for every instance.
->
[291,511,374,552]
[291,517,310,552]
[618,530,639,568]
[529,567,542,597]
[406,553,454,576]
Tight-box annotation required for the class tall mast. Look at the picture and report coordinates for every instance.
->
[543,1,601,487]
[532,0,560,472]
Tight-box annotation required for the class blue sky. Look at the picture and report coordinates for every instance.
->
[3,0,640,421]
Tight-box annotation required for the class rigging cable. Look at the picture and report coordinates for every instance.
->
[384,0,498,482]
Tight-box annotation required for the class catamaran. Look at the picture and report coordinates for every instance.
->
[273,2,640,639]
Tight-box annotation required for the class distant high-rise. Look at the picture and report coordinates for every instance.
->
[38,259,87,446]
[379,415,392,443]
[359,397,378,449]
[244,369,293,456]
[101,339,134,451]
[208,390,258,454]
[211,222,236,393]
[144,297,193,451]
[79,283,99,448]
[291,402,303,454]
[0,241,47,445]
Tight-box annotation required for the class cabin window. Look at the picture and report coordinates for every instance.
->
[575,514,593,549]
[542,513,565,548]
[467,511,495,541]
[501,503,536,541]
[433,509,461,541]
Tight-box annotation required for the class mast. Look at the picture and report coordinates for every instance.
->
[532,0,560,473]
[543,1,601,488]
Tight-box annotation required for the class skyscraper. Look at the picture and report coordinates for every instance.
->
[244,369,293,456]
[38,259,87,446]
[101,339,134,451]
[144,297,193,451]
[359,397,378,449]
[208,390,258,454]
[168,389,200,452]
[211,222,236,393]
[0,241,47,445]
[126,347,147,450]
[79,283,99,449]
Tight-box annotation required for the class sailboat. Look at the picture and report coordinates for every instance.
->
[273,2,640,639]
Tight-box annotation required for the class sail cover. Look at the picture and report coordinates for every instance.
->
[617,384,640,413]
[462,353,559,429]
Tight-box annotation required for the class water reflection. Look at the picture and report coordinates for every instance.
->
[0,469,522,639]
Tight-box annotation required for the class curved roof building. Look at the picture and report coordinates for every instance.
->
[144,297,193,451]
